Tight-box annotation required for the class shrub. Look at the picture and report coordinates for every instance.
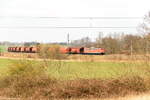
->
[0,59,56,98]
[37,44,67,60]
[7,60,45,78]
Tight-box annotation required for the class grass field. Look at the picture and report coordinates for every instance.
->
[0,58,148,80]
[45,61,148,80]
[0,57,149,99]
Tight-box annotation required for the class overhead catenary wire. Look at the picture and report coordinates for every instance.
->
[0,26,137,29]
[0,16,143,19]
[0,16,142,29]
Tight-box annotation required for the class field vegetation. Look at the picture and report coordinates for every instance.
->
[0,57,149,99]
[0,58,148,80]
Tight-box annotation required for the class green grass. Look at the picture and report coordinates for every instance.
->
[45,61,147,80]
[0,58,148,80]
[0,45,7,52]
[0,59,15,78]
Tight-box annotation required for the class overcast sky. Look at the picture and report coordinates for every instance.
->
[0,0,149,42]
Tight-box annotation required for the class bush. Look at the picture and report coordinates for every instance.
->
[37,44,67,60]
[8,60,45,78]
[0,59,56,98]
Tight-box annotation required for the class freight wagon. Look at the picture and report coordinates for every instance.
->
[8,47,105,55]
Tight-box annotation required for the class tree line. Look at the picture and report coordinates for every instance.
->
[71,33,150,54]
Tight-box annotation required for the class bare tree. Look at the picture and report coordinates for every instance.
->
[95,32,103,48]
[71,36,92,47]
[138,12,150,34]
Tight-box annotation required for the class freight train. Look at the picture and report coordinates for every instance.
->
[7,47,105,55]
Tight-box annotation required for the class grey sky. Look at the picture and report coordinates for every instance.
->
[0,0,149,42]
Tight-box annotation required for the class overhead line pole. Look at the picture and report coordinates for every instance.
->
[67,33,70,46]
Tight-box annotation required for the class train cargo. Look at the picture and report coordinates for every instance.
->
[68,47,81,54]
[7,46,106,55]
[16,47,21,52]
[24,47,31,53]
[30,47,38,53]
[20,47,25,52]
[59,47,70,54]
[12,47,17,52]
[7,47,11,52]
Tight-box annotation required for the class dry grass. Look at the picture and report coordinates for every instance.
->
[0,54,150,99]
[3,52,37,58]
[68,54,150,62]
[1,77,148,99]
[82,93,150,100]
[4,52,150,62]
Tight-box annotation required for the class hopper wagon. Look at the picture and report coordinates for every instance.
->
[7,46,106,55]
